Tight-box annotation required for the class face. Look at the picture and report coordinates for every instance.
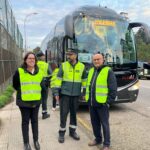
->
[92,54,104,68]
[40,55,45,61]
[26,54,36,68]
[66,53,77,63]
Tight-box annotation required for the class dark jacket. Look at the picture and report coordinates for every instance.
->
[13,66,44,108]
[88,65,117,107]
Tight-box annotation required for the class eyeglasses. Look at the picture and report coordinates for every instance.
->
[27,57,35,60]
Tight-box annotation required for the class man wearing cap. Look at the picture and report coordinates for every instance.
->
[36,51,52,119]
[53,49,87,143]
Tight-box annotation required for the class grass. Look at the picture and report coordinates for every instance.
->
[0,85,14,108]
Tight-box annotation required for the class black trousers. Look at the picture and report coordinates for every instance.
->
[19,106,40,143]
[52,96,56,108]
[89,105,110,147]
[41,86,48,113]
[59,94,79,136]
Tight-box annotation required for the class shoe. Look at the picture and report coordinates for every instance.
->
[69,132,80,140]
[56,104,60,110]
[88,140,101,146]
[103,146,110,150]
[42,113,50,119]
[58,135,65,143]
[34,141,40,150]
[56,104,59,109]
[24,143,31,150]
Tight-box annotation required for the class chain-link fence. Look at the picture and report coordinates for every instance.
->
[0,0,23,94]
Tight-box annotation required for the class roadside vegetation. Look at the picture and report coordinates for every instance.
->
[135,28,150,62]
[0,85,14,108]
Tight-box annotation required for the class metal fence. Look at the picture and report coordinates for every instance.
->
[0,0,23,94]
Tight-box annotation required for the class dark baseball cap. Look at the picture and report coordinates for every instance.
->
[36,51,45,57]
[66,49,78,55]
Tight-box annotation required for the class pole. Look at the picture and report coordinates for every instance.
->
[24,12,38,53]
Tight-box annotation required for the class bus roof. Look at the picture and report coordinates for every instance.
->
[72,5,125,21]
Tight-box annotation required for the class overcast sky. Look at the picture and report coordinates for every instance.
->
[10,0,150,50]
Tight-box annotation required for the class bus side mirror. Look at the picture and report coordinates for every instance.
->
[65,15,73,39]
[129,22,150,43]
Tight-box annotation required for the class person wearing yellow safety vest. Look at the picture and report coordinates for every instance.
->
[53,49,87,143]
[13,52,44,150]
[50,63,59,111]
[86,53,117,150]
[36,51,52,119]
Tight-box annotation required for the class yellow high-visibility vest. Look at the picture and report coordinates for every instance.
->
[37,61,48,77]
[50,68,59,88]
[18,68,43,101]
[85,66,110,103]
[56,61,85,88]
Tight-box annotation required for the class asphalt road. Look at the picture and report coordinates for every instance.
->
[77,80,150,150]
[1,80,149,150]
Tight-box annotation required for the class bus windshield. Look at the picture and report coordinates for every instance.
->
[74,16,136,65]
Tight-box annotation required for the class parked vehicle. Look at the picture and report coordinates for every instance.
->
[138,61,150,79]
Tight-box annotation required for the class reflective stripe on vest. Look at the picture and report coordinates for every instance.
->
[18,68,43,101]
[37,61,48,77]
[62,61,85,83]
[82,78,87,88]
[85,67,110,103]
[55,77,62,88]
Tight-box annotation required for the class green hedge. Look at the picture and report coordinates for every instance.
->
[0,85,14,108]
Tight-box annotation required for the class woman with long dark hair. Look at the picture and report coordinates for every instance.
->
[13,51,43,150]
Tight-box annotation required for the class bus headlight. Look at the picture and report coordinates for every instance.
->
[128,82,139,91]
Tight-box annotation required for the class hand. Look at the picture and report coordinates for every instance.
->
[106,103,110,108]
